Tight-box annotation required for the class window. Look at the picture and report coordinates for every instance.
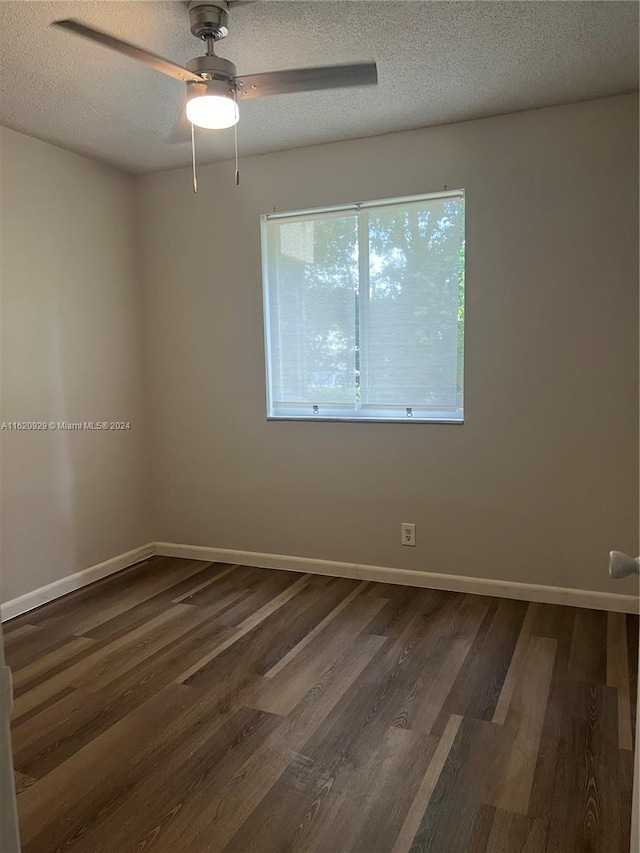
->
[261,189,465,422]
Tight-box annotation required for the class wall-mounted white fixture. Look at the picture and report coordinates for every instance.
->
[609,551,640,578]
[401,523,416,547]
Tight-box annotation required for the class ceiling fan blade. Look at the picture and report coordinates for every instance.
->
[52,19,203,84]
[234,62,377,100]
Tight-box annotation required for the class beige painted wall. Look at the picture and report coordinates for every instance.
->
[0,127,151,602]
[138,93,639,597]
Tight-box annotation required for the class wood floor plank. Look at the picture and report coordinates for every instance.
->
[264,580,369,678]
[225,725,436,853]
[406,716,502,853]
[68,559,212,637]
[3,559,160,633]
[70,601,224,693]
[12,615,236,778]
[171,562,237,602]
[528,609,632,851]
[467,803,496,853]
[492,602,538,725]
[6,557,634,853]
[307,727,436,853]
[252,630,425,851]
[531,602,577,682]
[430,597,525,733]
[15,557,200,637]
[4,625,77,672]
[175,574,311,684]
[11,603,196,720]
[488,635,556,815]
[254,579,368,678]
[391,714,462,853]
[520,818,549,853]
[484,808,547,853]
[12,635,97,691]
[248,594,388,715]
[391,594,489,735]
[184,565,265,606]
[128,633,389,853]
[366,586,451,639]
[17,683,195,848]
[358,590,473,696]
[54,706,283,853]
[211,571,311,628]
[3,624,40,646]
[81,561,231,641]
[14,770,36,795]
[539,680,629,853]
[606,611,633,750]
[568,608,607,684]
[173,581,370,711]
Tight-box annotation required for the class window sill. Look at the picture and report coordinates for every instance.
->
[266,415,464,424]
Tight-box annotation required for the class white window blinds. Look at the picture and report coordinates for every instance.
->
[262,190,465,422]
[264,211,358,409]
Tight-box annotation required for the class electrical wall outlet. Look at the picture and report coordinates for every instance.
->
[401,523,416,546]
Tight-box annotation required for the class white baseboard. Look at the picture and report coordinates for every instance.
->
[155,542,360,580]
[3,541,637,622]
[0,543,156,622]
[155,542,640,615]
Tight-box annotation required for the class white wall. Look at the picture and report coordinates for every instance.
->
[0,128,151,602]
[1,95,637,605]
[138,93,639,597]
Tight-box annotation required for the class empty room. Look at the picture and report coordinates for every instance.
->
[0,1,638,851]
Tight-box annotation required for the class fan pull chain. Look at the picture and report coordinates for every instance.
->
[191,121,198,194]
[234,91,240,186]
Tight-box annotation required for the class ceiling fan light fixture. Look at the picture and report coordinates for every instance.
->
[186,80,239,129]
[53,10,378,150]
[187,93,239,129]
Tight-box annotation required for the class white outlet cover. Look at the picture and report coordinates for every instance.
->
[401,523,416,546]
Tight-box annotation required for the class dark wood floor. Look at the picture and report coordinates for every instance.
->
[4,556,638,853]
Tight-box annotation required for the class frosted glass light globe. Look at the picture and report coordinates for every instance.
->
[186,95,239,130]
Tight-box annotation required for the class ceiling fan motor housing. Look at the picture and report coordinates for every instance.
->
[186,53,237,107]
[186,77,236,107]
[186,54,237,84]
[188,1,230,41]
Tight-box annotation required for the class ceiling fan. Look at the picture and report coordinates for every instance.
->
[53,1,378,135]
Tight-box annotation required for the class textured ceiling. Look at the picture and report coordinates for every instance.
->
[0,1,638,174]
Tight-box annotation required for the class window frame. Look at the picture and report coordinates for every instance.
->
[261,189,465,424]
